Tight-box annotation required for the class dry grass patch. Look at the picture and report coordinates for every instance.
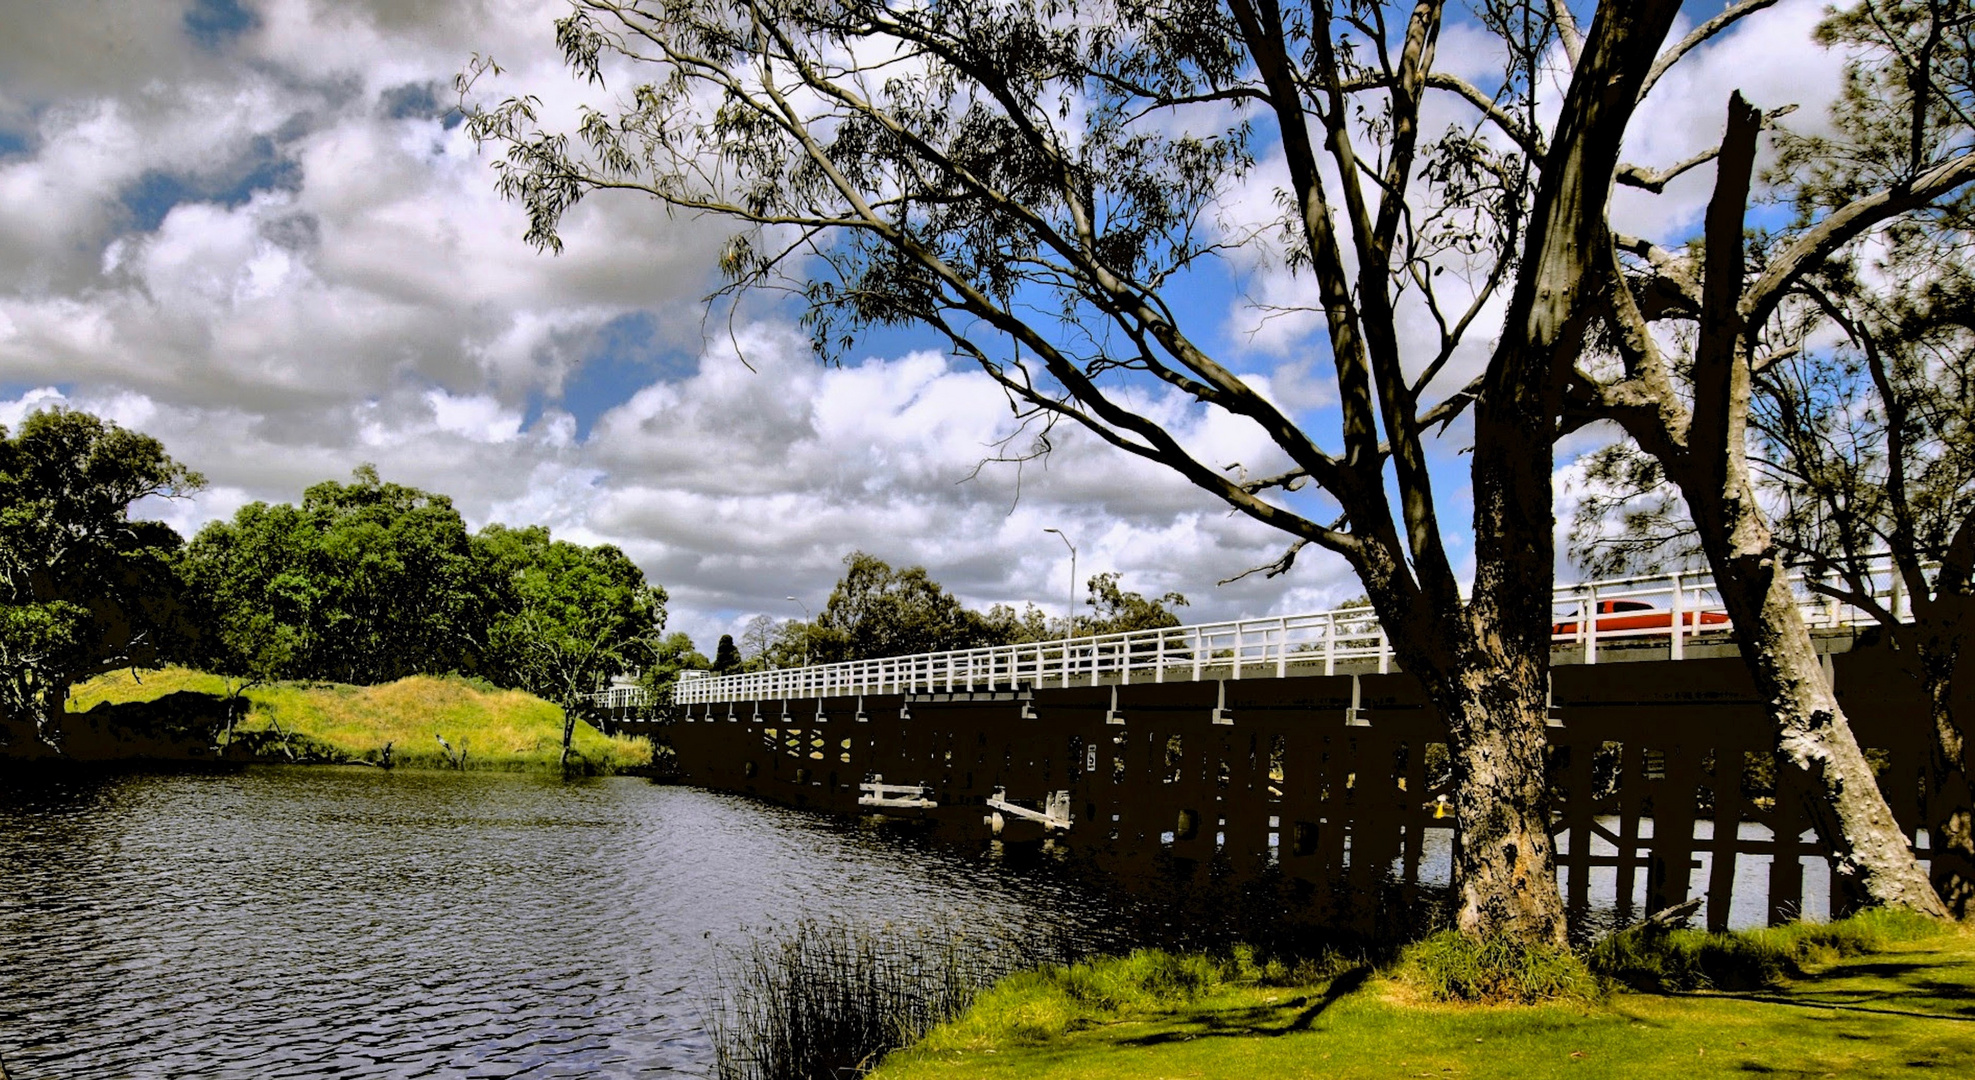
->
[70,667,651,772]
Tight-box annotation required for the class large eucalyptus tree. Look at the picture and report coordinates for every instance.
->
[1565,0,1974,916]
[460,0,1811,941]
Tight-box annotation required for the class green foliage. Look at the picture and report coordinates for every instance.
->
[638,631,712,697]
[180,472,668,723]
[976,601,1052,645]
[1397,930,1594,1005]
[0,409,203,744]
[180,466,486,686]
[1081,571,1188,635]
[473,523,666,706]
[1589,909,1954,993]
[811,551,996,661]
[713,633,741,673]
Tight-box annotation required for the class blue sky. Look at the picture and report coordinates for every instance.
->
[0,0,1852,650]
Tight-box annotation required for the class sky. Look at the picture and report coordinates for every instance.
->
[0,0,1852,652]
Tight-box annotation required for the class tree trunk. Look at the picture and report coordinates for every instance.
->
[1917,632,1975,916]
[1698,533,1947,916]
[1442,663,1567,943]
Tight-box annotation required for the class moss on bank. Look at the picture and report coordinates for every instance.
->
[872,916,1975,1080]
[69,667,652,772]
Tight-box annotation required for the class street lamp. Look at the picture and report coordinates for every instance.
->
[1043,528,1077,640]
[786,596,811,668]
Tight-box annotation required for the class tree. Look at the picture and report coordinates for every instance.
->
[811,552,993,661]
[475,523,668,769]
[713,633,742,673]
[641,630,715,699]
[1565,0,1975,915]
[0,409,203,748]
[739,612,783,668]
[181,466,489,686]
[1579,249,1975,913]
[978,601,1052,645]
[1762,263,1975,914]
[1082,572,1189,634]
[464,0,1741,942]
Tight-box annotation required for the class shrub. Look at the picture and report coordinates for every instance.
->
[1398,930,1594,1004]
[1588,908,1955,992]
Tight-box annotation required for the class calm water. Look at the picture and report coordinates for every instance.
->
[0,767,1160,1080]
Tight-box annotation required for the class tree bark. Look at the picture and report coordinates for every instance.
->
[1690,509,1947,916]
[1441,652,1567,942]
[1666,90,1946,918]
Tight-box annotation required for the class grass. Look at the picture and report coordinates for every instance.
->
[1588,907,1949,992]
[68,666,652,773]
[871,915,1975,1080]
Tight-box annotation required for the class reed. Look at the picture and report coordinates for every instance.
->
[708,917,1075,1080]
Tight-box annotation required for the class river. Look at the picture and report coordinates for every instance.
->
[0,767,1169,1079]
[0,764,1835,1078]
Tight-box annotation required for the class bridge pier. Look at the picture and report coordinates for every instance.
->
[665,640,1969,929]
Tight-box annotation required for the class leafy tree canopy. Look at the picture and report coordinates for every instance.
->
[1081,571,1189,635]
[811,551,993,661]
[182,465,485,686]
[0,409,203,744]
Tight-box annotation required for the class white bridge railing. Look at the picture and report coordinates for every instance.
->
[602,559,1911,709]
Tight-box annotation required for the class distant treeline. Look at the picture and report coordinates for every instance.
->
[1,407,1189,754]
[1,408,662,751]
[702,552,1189,678]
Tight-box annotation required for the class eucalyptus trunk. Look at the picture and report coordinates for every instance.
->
[1690,507,1948,917]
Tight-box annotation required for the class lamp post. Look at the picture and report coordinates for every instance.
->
[786,596,811,668]
[1043,528,1077,640]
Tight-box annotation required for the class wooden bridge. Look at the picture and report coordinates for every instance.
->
[601,563,1970,931]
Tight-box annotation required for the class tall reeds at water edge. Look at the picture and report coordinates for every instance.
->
[708,917,1077,1080]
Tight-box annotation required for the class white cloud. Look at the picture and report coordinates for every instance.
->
[0,0,1859,657]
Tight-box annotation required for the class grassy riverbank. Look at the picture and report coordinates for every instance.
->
[69,667,652,772]
[869,916,1975,1080]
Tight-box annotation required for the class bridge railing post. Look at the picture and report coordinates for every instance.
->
[1585,583,1599,665]
[1670,570,1685,660]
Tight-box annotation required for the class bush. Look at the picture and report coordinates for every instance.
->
[1588,908,1954,992]
[1398,930,1594,1004]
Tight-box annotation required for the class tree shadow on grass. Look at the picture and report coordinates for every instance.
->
[1663,950,1975,1023]
[1112,966,1375,1048]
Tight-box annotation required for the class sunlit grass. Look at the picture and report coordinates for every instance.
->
[70,666,651,772]
[873,916,1974,1080]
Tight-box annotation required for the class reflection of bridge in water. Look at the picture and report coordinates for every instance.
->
[597,564,1970,932]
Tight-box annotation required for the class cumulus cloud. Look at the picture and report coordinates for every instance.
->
[0,0,1859,652]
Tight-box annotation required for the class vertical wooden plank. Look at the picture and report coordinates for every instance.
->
[1613,740,1645,927]
[1768,763,1808,926]
[1559,726,1598,926]
[1704,741,1748,933]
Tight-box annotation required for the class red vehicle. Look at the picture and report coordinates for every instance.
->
[1550,599,1731,638]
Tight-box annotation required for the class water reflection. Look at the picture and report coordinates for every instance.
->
[0,768,1156,1078]
[0,767,1815,1078]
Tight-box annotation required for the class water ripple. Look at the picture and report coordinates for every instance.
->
[0,767,1133,1079]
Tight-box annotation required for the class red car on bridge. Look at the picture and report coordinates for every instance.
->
[1551,599,1732,638]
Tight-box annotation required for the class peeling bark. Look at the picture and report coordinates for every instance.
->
[1697,535,1948,916]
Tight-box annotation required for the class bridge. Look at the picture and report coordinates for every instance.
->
[598,562,1969,933]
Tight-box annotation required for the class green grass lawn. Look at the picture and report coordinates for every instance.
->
[873,927,1975,1080]
[69,666,652,772]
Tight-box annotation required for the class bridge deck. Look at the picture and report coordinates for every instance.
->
[596,562,1906,711]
